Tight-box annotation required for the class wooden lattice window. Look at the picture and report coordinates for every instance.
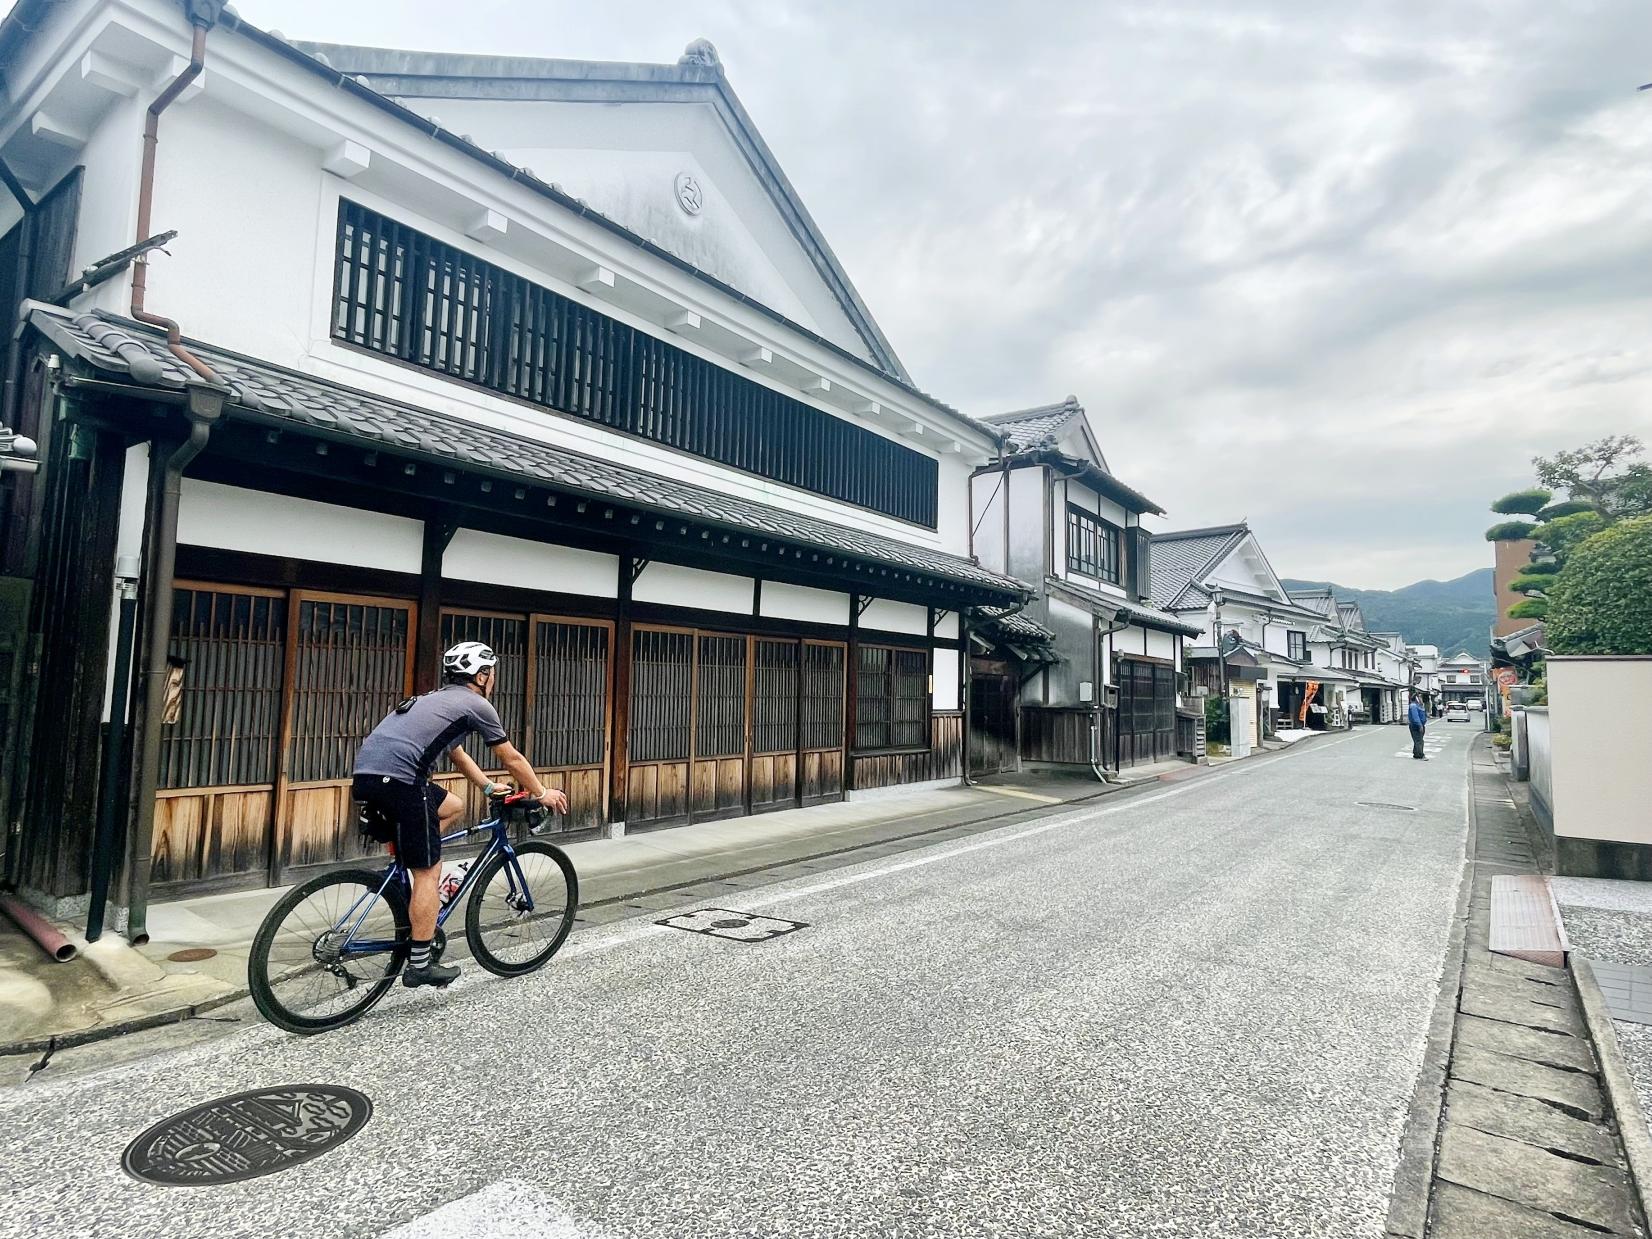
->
[800,642,845,752]
[332,199,939,527]
[161,587,286,789]
[629,629,693,762]
[752,639,800,756]
[439,611,526,766]
[1067,505,1121,584]
[854,645,929,751]
[285,598,412,784]
[695,635,747,759]
[531,619,609,768]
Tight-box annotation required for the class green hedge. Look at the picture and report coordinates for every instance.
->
[1546,515,1652,654]
[1492,488,1553,515]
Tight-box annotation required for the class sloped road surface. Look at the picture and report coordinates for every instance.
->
[0,723,1472,1238]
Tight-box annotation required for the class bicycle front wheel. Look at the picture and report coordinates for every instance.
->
[249,868,409,1034]
[464,840,578,976]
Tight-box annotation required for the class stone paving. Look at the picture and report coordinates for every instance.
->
[1422,746,1647,1239]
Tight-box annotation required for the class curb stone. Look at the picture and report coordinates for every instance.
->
[1,728,1345,1061]
[1382,732,1476,1239]
[1572,953,1652,1233]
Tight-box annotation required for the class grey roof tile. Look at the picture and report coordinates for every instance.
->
[981,397,1083,448]
[1147,527,1245,609]
[30,307,1026,600]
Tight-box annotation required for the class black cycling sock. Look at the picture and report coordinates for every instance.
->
[409,939,433,970]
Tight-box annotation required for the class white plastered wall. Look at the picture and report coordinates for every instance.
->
[860,598,928,637]
[1547,659,1652,848]
[759,582,848,626]
[177,480,424,573]
[443,530,618,598]
[632,562,753,615]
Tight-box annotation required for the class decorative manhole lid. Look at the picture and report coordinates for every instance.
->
[167,947,218,962]
[658,908,807,942]
[122,1085,372,1186]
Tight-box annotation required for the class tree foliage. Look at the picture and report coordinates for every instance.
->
[1545,515,1652,655]
[1533,436,1652,520]
[1507,598,1549,620]
[1486,520,1536,542]
[1532,510,1606,560]
[1536,499,1597,521]
[1509,573,1555,595]
[1492,488,1553,515]
[1520,559,1561,576]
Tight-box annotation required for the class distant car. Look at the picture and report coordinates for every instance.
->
[1446,703,1471,722]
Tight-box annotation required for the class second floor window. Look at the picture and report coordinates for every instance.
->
[1066,506,1121,584]
[332,200,939,527]
[1287,631,1306,661]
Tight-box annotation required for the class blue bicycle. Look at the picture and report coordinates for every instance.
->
[249,791,578,1034]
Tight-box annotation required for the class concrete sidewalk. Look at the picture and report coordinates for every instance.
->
[1,763,1196,1057]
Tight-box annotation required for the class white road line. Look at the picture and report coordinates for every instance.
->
[378,1179,603,1238]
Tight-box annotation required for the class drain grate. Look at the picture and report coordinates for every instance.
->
[658,908,808,942]
[1357,801,1417,812]
[123,1085,372,1186]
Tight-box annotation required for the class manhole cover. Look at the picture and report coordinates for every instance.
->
[658,908,808,942]
[167,948,218,963]
[122,1085,372,1186]
[1357,801,1417,812]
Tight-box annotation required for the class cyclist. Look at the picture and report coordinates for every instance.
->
[352,641,568,989]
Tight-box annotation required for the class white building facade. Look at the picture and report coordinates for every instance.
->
[0,1,1026,919]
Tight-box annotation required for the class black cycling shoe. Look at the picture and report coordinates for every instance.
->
[402,961,460,989]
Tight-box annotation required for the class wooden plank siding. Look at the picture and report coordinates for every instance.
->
[123,557,956,896]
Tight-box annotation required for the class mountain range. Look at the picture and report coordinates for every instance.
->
[1279,569,1495,656]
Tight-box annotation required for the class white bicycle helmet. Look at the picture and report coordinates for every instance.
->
[443,641,498,679]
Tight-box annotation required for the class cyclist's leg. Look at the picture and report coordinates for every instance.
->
[402,782,460,987]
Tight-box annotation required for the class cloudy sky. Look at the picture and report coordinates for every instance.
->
[243,2,1650,586]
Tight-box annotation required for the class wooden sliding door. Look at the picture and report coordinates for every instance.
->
[276,593,415,880]
[750,638,800,813]
[152,584,287,893]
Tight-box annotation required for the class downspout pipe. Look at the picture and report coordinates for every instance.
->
[0,157,35,438]
[85,558,141,943]
[126,389,222,944]
[123,4,226,943]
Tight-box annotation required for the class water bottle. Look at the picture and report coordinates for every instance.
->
[437,860,471,906]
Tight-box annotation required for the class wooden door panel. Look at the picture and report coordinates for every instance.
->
[151,794,207,887]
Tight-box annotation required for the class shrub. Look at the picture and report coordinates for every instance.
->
[1545,515,1652,654]
[1491,732,1512,751]
[1492,488,1553,515]
[1509,574,1555,595]
[1521,559,1561,576]
[1486,520,1537,542]
[1533,510,1607,559]
[1536,499,1597,520]
[1508,597,1548,619]
[1204,695,1230,744]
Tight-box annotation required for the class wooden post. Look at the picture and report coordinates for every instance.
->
[609,555,634,829]
[844,592,859,792]
[413,517,455,693]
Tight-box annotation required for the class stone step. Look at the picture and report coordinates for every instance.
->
[1491,874,1571,969]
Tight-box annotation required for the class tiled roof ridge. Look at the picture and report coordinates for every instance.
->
[1152,522,1248,542]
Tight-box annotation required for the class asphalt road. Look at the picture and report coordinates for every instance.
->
[0,721,1474,1238]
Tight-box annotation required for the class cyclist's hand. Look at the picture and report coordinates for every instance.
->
[538,787,569,814]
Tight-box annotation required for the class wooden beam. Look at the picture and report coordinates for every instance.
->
[413,516,456,693]
[609,555,635,828]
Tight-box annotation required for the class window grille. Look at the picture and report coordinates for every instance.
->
[854,645,929,750]
[161,588,286,789]
[1066,505,1120,584]
[333,200,939,527]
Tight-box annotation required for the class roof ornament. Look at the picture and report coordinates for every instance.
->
[678,38,722,70]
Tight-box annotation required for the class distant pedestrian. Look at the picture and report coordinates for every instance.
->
[1408,694,1428,760]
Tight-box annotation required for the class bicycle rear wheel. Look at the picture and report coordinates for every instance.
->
[464,840,577,976]
[249,868,409,1034]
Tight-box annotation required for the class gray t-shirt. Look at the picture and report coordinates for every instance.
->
[353,684,508,784]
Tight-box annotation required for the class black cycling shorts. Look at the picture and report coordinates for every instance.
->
[351,774,447,869]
